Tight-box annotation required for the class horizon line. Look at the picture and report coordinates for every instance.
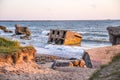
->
[0,19,120,22]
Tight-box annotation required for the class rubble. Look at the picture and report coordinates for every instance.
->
[35,51,92,68]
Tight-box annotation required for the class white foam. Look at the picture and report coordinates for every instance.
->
[41,30,50,35]
[36,44,86,59]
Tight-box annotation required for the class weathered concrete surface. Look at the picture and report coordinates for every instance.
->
[48,29,82,46]
[107,26,120,45]
[15,24,31,39]
[64,31,82,45]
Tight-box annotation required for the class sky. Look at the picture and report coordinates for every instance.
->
[0,0,120,20]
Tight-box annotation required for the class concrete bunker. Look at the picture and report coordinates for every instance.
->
[48,29,82,45]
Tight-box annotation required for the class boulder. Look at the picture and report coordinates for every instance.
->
[15,24,31,35]
[0,25,6,30]
[107,26,120,45]
[15,24,31,40]
[82,52,92,68]
[79,59,86,68]
[72,60,80,66]
[0,25,13,33]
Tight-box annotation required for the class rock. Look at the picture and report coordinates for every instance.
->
[107,26,120,45]
[20,35,31,40]
[69,62,74,67]
[51,59,87,69]
[69,58,77,60]
[0,25,13,33]
[15,24,31,35]
[4,29,13,33]
[51,60,74,69]
[35,54,69,63]
[15,24,31,40]
[72,60,80,66]
[0,25,6,31]
[82,52,92,68]
[79,59,86,67]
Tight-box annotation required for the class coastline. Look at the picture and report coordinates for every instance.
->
[0,45,120,80]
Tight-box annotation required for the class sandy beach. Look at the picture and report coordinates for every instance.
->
[0,45,120,80]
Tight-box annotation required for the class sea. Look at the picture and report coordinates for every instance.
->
[0,20,120,59]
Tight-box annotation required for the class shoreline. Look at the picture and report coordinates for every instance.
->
[0,45,120,80]
[35,45,120,67]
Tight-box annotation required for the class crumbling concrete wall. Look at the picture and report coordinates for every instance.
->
[107,26,120,45]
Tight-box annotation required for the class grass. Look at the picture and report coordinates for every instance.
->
[89,53,120,80]
[0,37,35,63]
[0,37,20,47]
[0,37,20,54]
[111,53,120,62]
[0,37,34,54]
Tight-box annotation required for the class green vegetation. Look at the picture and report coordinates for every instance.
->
[0,37,34,54]
[111,53,120,62]
[89,53,120,80]
[0,37,20,47]
[0,37,20,54]
[0,37,35,63]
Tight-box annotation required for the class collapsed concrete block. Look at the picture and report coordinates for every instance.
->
[48,29,82,45]
[107,26,120,45]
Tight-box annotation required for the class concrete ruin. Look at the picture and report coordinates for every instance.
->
[15,24,31,40]
[48,29,82,45]
[107,26,120,45]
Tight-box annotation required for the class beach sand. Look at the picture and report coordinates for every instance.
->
[0,45,120,80]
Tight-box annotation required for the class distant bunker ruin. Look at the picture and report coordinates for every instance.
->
[107,26,120,45]
[48,29,82,45]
